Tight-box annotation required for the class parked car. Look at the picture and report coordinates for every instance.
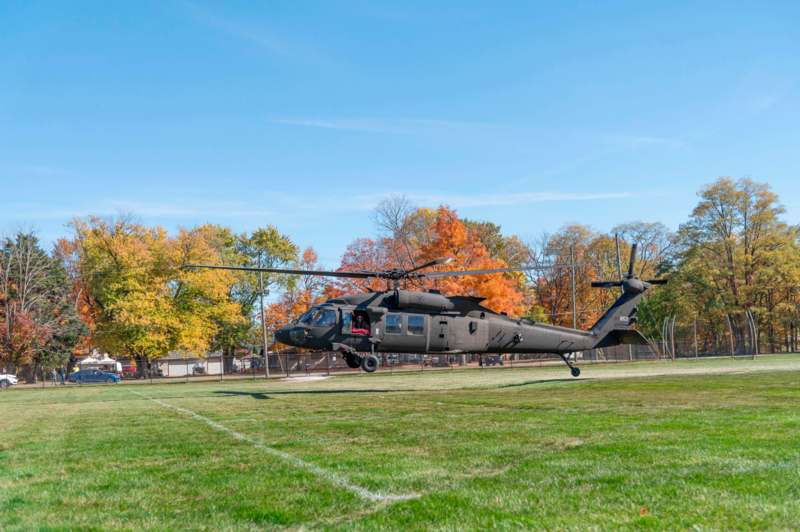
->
[121,364,137,379]
[68,369,121,384]
[480,355,504,367]
[0,373,18,389]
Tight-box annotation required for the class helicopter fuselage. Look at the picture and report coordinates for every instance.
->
[275,289,598,359]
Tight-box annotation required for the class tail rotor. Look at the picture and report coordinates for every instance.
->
[591,243,667,292]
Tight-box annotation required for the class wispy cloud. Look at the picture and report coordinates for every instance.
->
[4,164,73,178]
[272,117,510,135]
[605,135,685,148]
[272,119,390,133]
[180,1,332,65]
[2,200,274,221]
[352,191,635,210]
[273,119,686,153]
[1,187,637,229]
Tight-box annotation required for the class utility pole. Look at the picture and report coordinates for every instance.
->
[670,316,676,361]
[570,245,577,329]
[258,252,270,379]
[693,318,698,358]
[746,310,758,360]
[726,314,735,358]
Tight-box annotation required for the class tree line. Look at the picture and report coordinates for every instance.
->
[2,177,798,380]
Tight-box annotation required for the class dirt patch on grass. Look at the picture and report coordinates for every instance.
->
[281,375,331,382]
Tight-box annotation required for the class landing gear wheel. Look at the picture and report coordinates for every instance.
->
[570,366,581,378]
[345,353,362,369]
[361,354,380,373]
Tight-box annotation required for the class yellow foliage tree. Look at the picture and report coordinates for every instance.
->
[71,217,244,375]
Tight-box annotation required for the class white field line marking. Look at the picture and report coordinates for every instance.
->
[130,391,416,503]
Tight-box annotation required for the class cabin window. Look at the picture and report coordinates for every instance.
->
[351,311,370,335]
[341,311,352,333]
[386,314,402,334]
[407,315,425,335]
[312,309,337,327]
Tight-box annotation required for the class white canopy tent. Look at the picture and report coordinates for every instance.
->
[79,350,122,373]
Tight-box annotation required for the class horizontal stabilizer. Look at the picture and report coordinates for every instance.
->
[594,328,649,349]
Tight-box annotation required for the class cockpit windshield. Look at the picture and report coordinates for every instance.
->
[298,308,319,324]
[297,307,336,327]
[312,309,337,327]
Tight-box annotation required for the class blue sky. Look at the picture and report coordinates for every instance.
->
[2,1,799,266]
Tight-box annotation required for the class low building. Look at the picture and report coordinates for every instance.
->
[154,351,223,377]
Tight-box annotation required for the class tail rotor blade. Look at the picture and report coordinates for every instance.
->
[627,243,638,278]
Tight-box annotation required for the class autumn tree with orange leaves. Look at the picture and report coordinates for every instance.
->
[54,237,98,365]
[416,207,525,316]
[334,202,527,316]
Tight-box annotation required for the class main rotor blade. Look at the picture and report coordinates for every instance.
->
[184,264,378,279]
[405,257,454,274]
[524,262,587,269]
[627,242,638,277]
[591,281,623,288]
[417,266,537,279]
[645,279,668,285]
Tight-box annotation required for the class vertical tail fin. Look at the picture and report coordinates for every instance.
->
[589,243,666,348]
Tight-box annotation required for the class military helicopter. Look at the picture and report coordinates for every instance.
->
[189,244,664,377]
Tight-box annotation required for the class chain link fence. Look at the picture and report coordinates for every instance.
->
[22,308,799,387]
[656,310,764,359]
[110,345,665,383]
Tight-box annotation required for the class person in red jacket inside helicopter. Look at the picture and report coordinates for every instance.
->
[351,312,370,335]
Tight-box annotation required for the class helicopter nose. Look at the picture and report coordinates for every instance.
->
[275,327,292,345]
[276,326,308,347]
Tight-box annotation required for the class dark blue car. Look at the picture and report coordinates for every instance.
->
[68,369,121,384]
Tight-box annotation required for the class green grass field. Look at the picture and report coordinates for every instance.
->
[2,356,800,530]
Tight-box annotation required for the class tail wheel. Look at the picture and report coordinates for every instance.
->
[361,354,380,373]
